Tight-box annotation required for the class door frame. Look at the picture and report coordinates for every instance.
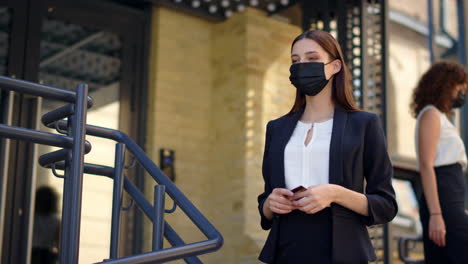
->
[0,0,150,262]
[0,0,37,263]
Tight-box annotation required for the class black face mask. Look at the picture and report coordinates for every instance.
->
[452,91,466,109]
[289,62,331,96]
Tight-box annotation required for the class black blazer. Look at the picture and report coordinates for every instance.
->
[257,107,398,264]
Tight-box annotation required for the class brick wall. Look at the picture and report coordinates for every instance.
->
[145,6,214,254]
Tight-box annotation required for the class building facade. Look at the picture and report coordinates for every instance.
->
[0,0,467,263]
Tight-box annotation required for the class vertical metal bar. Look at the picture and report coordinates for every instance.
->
[131,8,152,255]
[60,83,88,263]
[359,0,367,109]
[59,132,72,263]
[457,0,468,206]
[336,0,348,59]
[25,97,42,264]
[457,0,467,65]
[428,0,435,63]
[380,1,392,263]
[153,185,166,251]
[110,143,125,259]
[301,1,311,31]
[321,0,331,32]
[381,0,389,133]
[383,224,393,264]
[440,0,447,33]
[0,91,14,260]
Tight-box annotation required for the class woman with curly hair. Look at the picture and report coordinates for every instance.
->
[411,61,468,263]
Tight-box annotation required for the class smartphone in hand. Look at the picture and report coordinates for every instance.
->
[291,185,306,194]
[289,185,306,202]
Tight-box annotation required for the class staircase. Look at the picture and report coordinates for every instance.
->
[0,76,223,263]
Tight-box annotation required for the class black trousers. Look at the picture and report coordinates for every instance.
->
[419,163,468,264]
[274,208,332,264]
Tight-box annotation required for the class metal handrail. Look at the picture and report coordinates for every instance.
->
[60,83,89,264]
[0,124,92,151]
[49,160,202,264]
[46,120,223,263]
[398,234,424,264]
[0,76,93,107]
[0,79,91,263]
[0,76,222,263]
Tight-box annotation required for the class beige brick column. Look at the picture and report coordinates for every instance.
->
[210,9,299,263]
[146,6,214,254]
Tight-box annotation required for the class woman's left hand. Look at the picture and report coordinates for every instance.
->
[291,184,336,214]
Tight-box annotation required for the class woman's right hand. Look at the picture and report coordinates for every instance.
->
[265,188,295,215]
[429,214,446,247]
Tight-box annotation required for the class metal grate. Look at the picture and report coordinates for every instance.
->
[39,18,122,92]
[337,0,387,121]
[159,0,300,19]
[361,0,386,119]
[350,1,388,262]
[339,1,364,108]
[337,0,388,263]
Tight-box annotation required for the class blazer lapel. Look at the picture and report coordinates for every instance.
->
[329,108,347,185]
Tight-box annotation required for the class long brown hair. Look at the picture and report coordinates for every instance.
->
[410,61,468,117]
[288,30,359,114]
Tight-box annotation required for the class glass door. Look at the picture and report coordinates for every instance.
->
[34,12,124,264]
[0,1,32,263]
[0,0,149,263]
[0,3,15,262]
[30,1,148,263]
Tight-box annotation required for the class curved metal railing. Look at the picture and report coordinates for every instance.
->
[0,76,223,264]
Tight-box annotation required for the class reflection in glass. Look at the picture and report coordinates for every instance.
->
[31,186,60,264]
[33,17,122,264]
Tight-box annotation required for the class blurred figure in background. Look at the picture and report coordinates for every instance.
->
[31,186,60,264]
[411,61,468,263]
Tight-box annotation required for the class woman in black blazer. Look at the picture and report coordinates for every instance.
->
[257,30,398,264]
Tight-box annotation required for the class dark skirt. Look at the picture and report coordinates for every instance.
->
[274,207,332,264]
[419,163,468,264]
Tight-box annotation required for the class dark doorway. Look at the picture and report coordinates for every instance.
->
[0,1,149,263]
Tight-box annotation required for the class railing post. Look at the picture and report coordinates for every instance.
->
[122,178,202,263]
[153,185,166,251]
[60,83,88,264]
[110,143,125,259]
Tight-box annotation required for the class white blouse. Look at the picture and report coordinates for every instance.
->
[284,119,333,190]
[415,105,467,170]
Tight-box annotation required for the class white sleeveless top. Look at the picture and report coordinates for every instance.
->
[284,119,333,190]
[415,105,467,170]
